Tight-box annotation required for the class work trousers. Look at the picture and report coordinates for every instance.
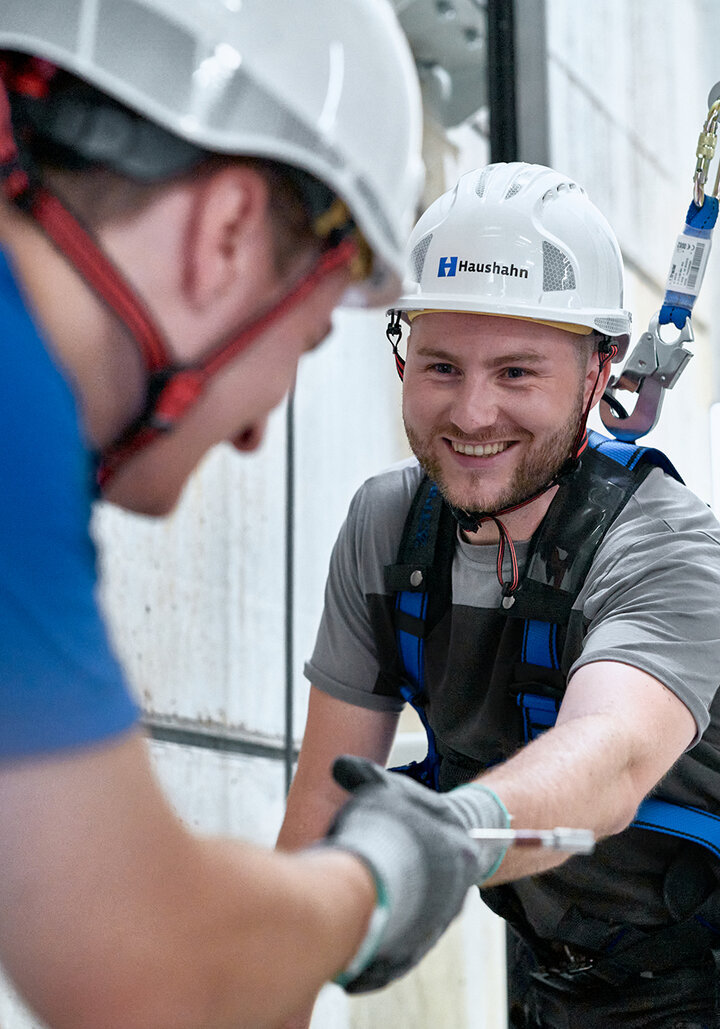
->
[508,930,719,1029]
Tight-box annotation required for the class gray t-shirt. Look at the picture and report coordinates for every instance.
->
[306,457,720,937]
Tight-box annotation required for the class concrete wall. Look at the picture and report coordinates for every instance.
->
[3,3,720,1027]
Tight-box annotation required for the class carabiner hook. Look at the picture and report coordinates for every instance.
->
[600,314,694,443]
[693,87,720,207]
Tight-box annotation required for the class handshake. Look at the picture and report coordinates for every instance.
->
[319,756,512,993]
[321,757,594,993]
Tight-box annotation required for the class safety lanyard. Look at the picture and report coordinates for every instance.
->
[601,83,720,442]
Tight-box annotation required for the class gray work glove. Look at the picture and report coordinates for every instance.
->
[323,755,510,993]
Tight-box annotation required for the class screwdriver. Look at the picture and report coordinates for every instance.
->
[469,827,595,854]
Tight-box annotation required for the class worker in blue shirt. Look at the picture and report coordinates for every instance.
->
[0,5,516,1026]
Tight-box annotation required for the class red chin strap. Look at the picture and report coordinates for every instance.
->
[91,235,356,489]
[0,67,357,490]
[30,190,357,490]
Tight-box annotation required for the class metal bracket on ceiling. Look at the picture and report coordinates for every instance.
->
[390,0,489,127]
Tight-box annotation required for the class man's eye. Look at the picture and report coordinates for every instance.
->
[432,363,456,374]
[505,367,527,379]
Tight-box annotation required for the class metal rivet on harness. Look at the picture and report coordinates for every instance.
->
[502,594,516,609]
[410,569,423,587]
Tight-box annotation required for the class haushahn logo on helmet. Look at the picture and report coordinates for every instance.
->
[437,256,529,279]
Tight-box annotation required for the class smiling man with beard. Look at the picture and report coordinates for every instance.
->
[402,313,591,524]
[278,163,720,1029]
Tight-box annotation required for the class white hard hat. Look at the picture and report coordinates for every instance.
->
[0,0,424,306]
[395,162,631,356]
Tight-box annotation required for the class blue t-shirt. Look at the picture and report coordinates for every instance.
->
[0,250,139,757]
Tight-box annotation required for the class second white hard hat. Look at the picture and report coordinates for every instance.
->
[395,162,631,356]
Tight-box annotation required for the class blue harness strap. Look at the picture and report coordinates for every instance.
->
[396,589,426,688]
[634,798,720,860]
[517,692,560,741]
[395,587,441,789]
[586,429,682,480]
[522,618,560,668]
[386,479,450,789]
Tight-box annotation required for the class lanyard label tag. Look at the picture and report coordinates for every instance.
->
[666,234,711,297]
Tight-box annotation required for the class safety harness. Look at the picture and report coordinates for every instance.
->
[386,430,720,985]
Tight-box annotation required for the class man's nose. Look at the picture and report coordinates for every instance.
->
[448,375,500,434]
[233,418,268,452]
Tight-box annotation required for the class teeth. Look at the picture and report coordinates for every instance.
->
[451,440,511,456]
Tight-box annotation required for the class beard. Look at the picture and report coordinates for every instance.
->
[404,390,585,515]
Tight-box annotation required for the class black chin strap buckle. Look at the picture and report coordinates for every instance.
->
[449,504,481,534]
[386,310,405,380]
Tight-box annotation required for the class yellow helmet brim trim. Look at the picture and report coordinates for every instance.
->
[405,309,593,335]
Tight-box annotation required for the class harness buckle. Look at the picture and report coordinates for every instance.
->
[530,961,598,995]
[599,313,694,442]
[559,944,596,973]
[529,944,613,994]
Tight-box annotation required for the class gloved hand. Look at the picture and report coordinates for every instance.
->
[323,755,510,993]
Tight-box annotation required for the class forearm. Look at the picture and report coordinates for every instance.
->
[473,663,697,886]
[277,688,400,854]
[278,763,349,852]
[481,683,697,883]
[181,840,375,1027]
[477,713,639,883]
[41,846,373,1029]
[0,731,375,1029]
[91,844,373,1029]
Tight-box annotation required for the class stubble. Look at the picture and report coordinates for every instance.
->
[403,389,585,515]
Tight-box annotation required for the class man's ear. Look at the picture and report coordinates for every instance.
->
[183,164,274,310]
[585,348,614,410]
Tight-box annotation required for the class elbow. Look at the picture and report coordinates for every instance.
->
[604,802,638,838]
[602,764,657,839]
